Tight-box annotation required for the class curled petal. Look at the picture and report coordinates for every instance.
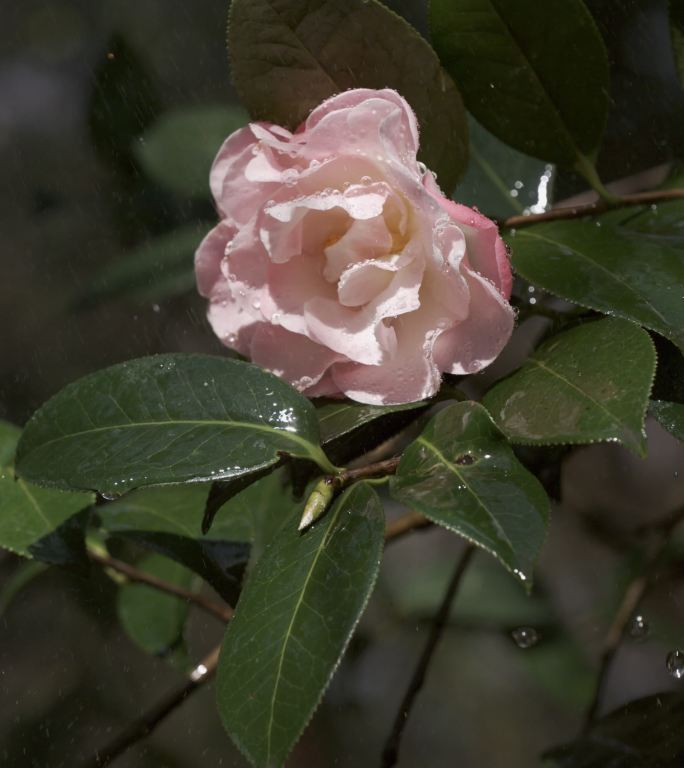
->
[433,268,516,375]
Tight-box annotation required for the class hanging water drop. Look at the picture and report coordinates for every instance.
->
[667,650,684,678]
[511,627,539,649]
[628,614,650,641]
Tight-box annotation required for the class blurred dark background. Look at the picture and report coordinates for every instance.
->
[1,1,683,766]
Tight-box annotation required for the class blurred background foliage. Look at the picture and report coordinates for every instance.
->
[0,1,683,766]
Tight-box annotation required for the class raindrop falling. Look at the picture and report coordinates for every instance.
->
[666,650,684,679]
[511,627,539,649]
[628,614,650,641]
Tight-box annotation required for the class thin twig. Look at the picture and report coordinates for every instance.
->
[501,188,684,230]
[335,456,401,485]
[89,549,233,623]
[83,645,221,767]
[381,545,475,768]
[582,507,684,729]
[385,511,432,544]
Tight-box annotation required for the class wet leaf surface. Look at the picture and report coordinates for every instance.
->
[391,402,549,587]
[482,319,656,456]
[217,482,384,768]
[16,354,332,497]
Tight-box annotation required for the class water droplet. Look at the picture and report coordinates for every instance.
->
[225,239,234,255]
[281,168,298,186]
[514,180,524,189]
[310,159,321,169]
[99,491,120,502]
[509,189,519,198]
[227,333,237,344]
[252,298,261,310]
[666,650,684,678]
[628,614,650,641]
[360,175,372,185]
[417,161,428,176]
[152,304,160,313]
[511,627,539,649]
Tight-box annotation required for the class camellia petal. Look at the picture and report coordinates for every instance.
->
[196,89,514,405]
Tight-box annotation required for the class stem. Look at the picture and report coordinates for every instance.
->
[336,456,401,485]
[380,546,475,768]
[582,506,684,729]
[502,188,684,230]
[88,549,233,623]
[385,511,432,544]
[83,645,221,767]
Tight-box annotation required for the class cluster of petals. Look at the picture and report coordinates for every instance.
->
[195,88,514,404]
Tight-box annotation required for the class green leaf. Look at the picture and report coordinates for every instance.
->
[508,205,684,353]
[0,471,92,563]
[430,0,609,169]
[228,0,468,192]
[391,402,549,587]
[456,116,554,218]
[16,354,334,497]
[483,319,656,456]
[117,553,195,657]
[217,482,384,768]
[135,105,249,198]
[97,483,254,602]
[650,400,684,442]
[317,399,429,464]
[544,693,684,767]
[76,224,208,308]
[0,421,21,467]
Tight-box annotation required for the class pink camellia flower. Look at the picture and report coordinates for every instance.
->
[195,89,514,405]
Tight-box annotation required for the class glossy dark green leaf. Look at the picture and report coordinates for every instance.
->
[544,693,684,767]
[203,463,282,535]
[483,319,655,456]
[317,401,426,445]
[391,402,549,586]
[76,224,208,308]
[430,0,609,169]
[0,471,92,563]
[135,105,248,198]
[508,206,684,353]
[456,116,554,218]
[228,0,468,192]
[316,399,429,464]
[97,483,257,602]
[650,400,684,442]
[117,553,195,656]
[217,482,384,768]
[16,354,334,497]
[0,421,20,467]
